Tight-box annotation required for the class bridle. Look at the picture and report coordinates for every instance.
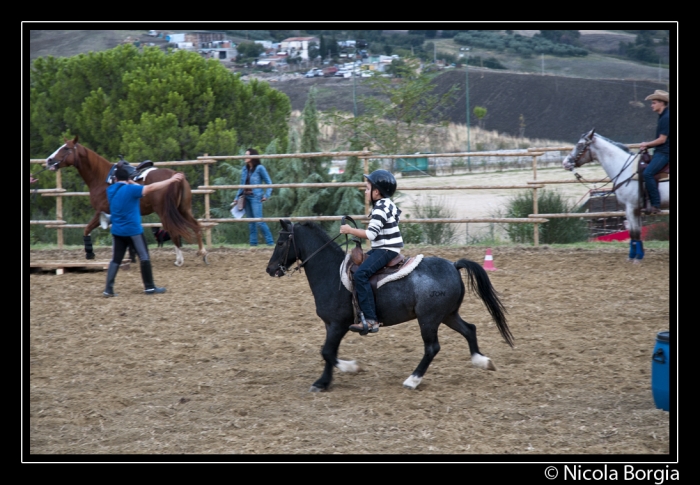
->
[568,134,638,193]
[568,137,594,169]
[274,218,355,277]
[46,143,79,170]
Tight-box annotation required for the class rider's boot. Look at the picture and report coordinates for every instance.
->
[349,313,380,335]
[141,260,166,295]
[103,262,120,297]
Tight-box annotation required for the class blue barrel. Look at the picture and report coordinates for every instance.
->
[651,331,670,411]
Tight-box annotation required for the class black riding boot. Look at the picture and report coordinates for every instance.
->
[141,260,166,294]
[103,262,120,297]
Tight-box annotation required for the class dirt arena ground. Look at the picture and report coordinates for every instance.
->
[27,244,673,460]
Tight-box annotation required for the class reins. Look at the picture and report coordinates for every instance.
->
[570,136,640,199]
[278,216,358,277]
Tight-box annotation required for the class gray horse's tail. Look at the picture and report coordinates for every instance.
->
[454,259,514,347]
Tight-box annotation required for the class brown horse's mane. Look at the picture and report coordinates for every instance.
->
[73,142,114,190]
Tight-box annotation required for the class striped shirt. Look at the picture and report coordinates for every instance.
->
[366,198,403,253]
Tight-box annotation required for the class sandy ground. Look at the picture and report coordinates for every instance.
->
[27,242,673,460]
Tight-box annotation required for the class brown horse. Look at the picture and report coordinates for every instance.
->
[45,136,208,266]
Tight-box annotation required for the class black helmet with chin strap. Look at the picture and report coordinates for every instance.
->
[364,169,397,198]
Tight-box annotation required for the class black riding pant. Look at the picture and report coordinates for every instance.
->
[110,233,150,264]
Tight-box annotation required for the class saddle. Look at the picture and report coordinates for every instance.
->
[341,238,423,329]
[105,157,157,184]
[635,150,670,183]
[635,150,670,211]
[343,238,421,293]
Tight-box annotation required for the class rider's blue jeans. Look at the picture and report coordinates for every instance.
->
[643,152,669,208]
[354,248,397,322]
[244,195,274,246]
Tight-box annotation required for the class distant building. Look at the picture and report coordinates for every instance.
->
[279,36,319,60]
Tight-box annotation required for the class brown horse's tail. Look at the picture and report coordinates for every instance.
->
[160,180,200,244]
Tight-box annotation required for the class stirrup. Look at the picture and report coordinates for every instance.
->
[349,319,379,335]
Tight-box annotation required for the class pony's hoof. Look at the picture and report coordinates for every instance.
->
[86,252,95,260]
[309,385,325,393]
[403,375,422,389]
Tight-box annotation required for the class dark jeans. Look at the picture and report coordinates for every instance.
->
[354,248,397,321]
[111,233,150,264]
[643,151,669,208]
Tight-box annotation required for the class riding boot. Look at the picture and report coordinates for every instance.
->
[141,260,166,294]
[103,262,120,297]
[349,313,380,335]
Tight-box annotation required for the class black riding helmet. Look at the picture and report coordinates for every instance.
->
[364,169,397,198]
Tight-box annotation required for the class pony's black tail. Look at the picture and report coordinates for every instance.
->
[161,179,200,244]
[454,259,514,347]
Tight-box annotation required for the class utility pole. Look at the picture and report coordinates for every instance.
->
[465,61,471,170]
[353,50,358,117]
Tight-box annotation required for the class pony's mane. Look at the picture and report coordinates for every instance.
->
[298,222,344,253]
[596,134,632,154]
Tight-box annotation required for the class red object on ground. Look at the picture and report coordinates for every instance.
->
[591,225,656,242]
[483,248,497,271]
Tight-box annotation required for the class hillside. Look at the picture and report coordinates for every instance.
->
[27,29,671,144]
[270,71,666,144]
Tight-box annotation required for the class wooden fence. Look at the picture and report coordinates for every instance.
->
[29,144,658,248]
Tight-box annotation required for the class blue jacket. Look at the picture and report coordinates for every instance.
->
[107,182,144,237]
[236,164,273,200]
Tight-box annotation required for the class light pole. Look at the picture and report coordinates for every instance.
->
[465,60,471,170]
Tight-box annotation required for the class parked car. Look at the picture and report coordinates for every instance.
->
[304,70,316,78]
[323,66,338,77]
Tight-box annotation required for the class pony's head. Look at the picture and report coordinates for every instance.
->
[46,135,82,171]
[266,219,299,277]
[562,128,596,171]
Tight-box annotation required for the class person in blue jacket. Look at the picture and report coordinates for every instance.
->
[103,166,185,297]
[232,148,274,246]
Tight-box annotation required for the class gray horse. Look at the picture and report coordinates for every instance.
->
[266,219,514,392]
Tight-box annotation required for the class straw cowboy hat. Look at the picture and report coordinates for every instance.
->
[645,90,669,102]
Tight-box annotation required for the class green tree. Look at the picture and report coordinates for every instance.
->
[29,44,291,233]
[473,106,487,129]
[325,62,459,171]
[236,41,265,61]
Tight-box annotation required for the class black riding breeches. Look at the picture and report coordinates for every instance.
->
[111,233,150,264]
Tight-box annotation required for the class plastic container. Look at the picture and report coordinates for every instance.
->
[651,330,670,411]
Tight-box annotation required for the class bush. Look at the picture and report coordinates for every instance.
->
[407,195,458,245]
[499,189,589,244]
[644,216,669,241]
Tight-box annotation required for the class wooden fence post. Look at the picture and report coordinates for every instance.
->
[203,154,212,248]
[531,152,539,247]
[56,170,63,249]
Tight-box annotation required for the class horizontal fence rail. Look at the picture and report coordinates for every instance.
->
[29,143,658,248]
